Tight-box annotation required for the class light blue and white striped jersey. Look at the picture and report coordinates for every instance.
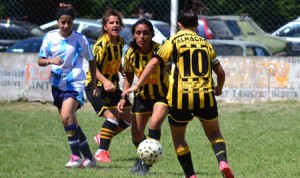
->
[39,30,94,92]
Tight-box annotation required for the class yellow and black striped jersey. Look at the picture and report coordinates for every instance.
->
[86,33,124,88]
[155,30,217,110]
[123,42,169,99]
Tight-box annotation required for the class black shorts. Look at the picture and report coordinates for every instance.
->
[132,97,168,115]
[85,84,132,116]
[168,103,218,127]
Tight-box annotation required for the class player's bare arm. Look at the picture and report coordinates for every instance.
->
[95,68,116,92]
[122,57,161,97]
[213,63,225,96]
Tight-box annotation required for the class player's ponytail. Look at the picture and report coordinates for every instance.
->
[178,0,209,28]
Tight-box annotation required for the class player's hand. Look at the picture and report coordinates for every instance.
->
[50,56,63,65]
[121,85,138,98]
[103,80,116,92]
[117,99,126,113]
[214,86,222,96]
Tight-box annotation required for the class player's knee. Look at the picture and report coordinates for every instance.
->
[60,114,73,126]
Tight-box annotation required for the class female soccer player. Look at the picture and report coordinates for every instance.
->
[38,3,99,168]
[122,0,235,177]
[117,19,169,175]
[85,7,132,163]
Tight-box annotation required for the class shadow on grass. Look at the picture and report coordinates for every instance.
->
[96,157,221,177]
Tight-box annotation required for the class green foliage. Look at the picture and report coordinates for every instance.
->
[0,100,300,177]
[0,2,5,18]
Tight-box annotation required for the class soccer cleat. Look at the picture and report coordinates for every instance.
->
[219,161,234,178]
[65,155,82,168]
[94,132,101,146]
[185,175,197,178]
[130,158,142,173]
[138,162,151,175]
[81,158,97,168]
[95,150,112,163]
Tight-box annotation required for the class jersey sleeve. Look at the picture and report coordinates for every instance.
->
[92,41,106,64]
[38,34,49,58]
[155,39,173,64]
[206,41,217,61]
[123,48,134,74]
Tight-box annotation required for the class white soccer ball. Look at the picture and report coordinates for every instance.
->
[137,139,163,165]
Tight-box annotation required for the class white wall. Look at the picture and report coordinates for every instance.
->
[0,53,299,102]
[215,56,300,102]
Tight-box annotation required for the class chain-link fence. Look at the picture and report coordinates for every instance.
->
[2,0,299,31]
[1,0,300,48]
[0,0,171,26]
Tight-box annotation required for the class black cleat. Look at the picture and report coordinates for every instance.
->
[130,158,142,173]
[137,162,151,176]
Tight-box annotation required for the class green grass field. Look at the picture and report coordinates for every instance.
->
[0,100,299,178]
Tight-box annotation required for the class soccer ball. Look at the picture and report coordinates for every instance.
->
[137,139,163,165]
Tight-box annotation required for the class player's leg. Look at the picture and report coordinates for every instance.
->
[94,108,120,163]
[130,97,151,144]
[85,85,103,146]
[130,113,150,173]
[94,107,131,147]
[94,89,131,147]
[148,102,168,141]
[114,106,131,136]
[168,108,196,178]
[60,97,82,168]
[111,89,132,137]
[77,126,96,168]
[72,90,96,168]
[135,102,167,175]
[169,123,196,178]
[200,119,234,178]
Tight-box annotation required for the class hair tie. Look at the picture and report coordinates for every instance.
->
[56,3,74,20]
[59,3,72,8]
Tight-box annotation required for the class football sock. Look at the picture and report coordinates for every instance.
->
[99,118,117,150]
[211,138,227,163]
[148,128,161,141]
[113,118,130,136]
[176,146,195,177]
[77,126,93,160]
[133,135,146,148]
[64,123,80,157]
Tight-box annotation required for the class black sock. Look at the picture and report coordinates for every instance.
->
[114,118,129,136]
[77,126,93,160]
[212,141,227,164]
[148,128,161,140]
[64,123,80,157]
[178,152,195,177]
[99,119,117,150]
